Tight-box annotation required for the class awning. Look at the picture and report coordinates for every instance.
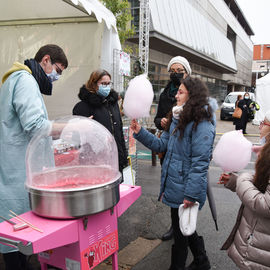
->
[67,0,117,30]
[149,0,237,72]
[0,0,117,31]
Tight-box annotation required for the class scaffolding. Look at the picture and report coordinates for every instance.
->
[139,0,150,75]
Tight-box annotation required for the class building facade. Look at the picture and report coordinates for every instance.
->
[128,0,254,103]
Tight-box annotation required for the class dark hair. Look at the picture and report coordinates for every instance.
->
[254,141,270,193]
[237,95,242,101]
[165,77,212,137]
[85,69,111,93]
[34,44,68,68]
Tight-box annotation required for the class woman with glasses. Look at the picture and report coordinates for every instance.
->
[154,56,191,242]
[72,69,128,173]
[131,77,215,270]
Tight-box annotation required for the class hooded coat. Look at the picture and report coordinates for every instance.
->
[154,81,176,130]
[223,173,270,269]
[0,62,51,253]
[134,115,215,209]
[73,86,128,172]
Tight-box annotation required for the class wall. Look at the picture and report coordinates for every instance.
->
[193,0,253,88]
[253,44,270,60]
[0,21,103,119]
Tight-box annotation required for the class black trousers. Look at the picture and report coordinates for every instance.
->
[171,208,200,259]
[2,252,28,270]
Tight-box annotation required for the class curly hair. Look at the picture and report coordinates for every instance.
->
[254,141,270,193]
[165,77,212,138]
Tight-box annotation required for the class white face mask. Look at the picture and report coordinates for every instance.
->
[47,68,60,82]
[260,132,270,145]
[260,136,266,145]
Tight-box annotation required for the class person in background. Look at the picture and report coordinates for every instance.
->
[233,94,243,130]
[219,140,270,269]
[154,56,192,241]
[131,77,215,270]
[72,69,128,173]
[0,44,68,270]
[237,92,252,134]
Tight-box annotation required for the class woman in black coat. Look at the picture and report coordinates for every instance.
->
[72,69,128,172]
[238,92,252,134]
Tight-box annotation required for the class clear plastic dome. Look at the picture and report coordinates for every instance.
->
[25,116,121,191]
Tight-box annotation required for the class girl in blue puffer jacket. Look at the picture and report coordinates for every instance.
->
[130,77,215,270]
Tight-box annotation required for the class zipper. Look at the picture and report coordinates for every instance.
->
[104,100,115,135]
[109,111,115,135]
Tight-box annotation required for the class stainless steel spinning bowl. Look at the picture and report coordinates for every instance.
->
[27,176,121,219]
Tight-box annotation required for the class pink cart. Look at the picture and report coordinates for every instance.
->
[0,184,141,270]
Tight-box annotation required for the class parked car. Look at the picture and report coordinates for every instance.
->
[220,91,255,120]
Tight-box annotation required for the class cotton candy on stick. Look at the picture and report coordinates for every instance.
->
[213,130,252,173]
[123,74,154,119]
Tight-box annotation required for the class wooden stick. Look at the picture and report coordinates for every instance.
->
[9,214,43,233]
[9,211,43,233]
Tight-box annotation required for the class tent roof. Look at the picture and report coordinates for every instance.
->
[0,0,117,31]
[256,73,270,85]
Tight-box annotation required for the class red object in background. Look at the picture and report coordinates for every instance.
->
[54,149,79,167]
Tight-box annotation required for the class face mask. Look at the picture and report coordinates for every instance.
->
[244,96,249,100]
[260,131,270,145]
[47,69,60,82]
[97,85,111,97]
[170,72,184,87]
[260,136,266,145]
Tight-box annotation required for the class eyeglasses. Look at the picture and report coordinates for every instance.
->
[54,63,63,75]
[99,82,113,87]
[169,68,186,74]
[260,120,270,127]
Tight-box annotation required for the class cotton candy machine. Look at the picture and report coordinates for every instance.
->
[0,117,141,270]
[25,116,121,219]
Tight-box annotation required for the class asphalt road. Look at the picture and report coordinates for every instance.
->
[116,116,260,270]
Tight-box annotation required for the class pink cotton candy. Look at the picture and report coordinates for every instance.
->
[123,74,154,119]
[213,130,252,172]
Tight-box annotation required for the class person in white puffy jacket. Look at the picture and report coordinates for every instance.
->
[220,140,270,269]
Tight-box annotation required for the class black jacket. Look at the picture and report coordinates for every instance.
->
[154,81,177,130]
[238,98,252,120]
[72,85,128,172]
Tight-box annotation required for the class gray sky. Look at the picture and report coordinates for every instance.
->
[236,0,270,44]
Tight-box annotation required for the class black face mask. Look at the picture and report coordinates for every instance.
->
[170,72,184,87]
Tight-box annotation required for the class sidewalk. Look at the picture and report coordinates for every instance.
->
[0,113,260,270]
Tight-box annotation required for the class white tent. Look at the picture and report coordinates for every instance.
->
[0,0,121,118]
[253,73,270,125]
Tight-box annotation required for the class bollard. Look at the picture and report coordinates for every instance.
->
[148,128,157,166]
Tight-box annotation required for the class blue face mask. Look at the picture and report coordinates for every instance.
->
[260,136,266,145]
[47,69,60,82]
[244,96,249,99]
[97,85,111,97]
